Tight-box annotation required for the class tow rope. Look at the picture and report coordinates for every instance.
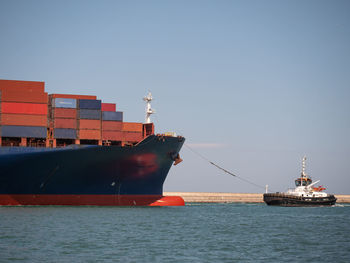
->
[184,143,268,191]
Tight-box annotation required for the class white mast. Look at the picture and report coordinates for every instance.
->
[301,156,307,177]
[143,92,155,124]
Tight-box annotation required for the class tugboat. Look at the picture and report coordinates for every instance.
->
[264,157,337,206]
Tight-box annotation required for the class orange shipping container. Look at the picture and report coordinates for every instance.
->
[102,131,123,141]
[53,108,77,119]
[1,102,47,115]
[51,94,97,100]
[0,113,47,127]
[0,89,48,103]
[123,131,143,142]
[54,118,77,129]
[0,79,45,93]
[79,119,101,130]
[102,121,123,131]
[122,122,143,132]
[79,129,101,140]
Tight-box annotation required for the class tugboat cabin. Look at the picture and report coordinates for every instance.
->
[295,177,312,187]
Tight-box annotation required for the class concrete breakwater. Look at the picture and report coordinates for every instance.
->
[164,192,350,203]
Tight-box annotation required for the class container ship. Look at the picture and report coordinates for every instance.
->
[0,79,185,206]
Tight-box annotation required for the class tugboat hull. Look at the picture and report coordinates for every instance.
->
[263,193,337,207]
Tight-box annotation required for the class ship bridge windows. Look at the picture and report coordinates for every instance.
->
[295,178,312,187]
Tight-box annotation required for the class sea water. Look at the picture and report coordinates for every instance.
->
[0,203,349,263]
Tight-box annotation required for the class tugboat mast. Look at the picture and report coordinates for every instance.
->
[298,156,312,186]
[301,156,307,178]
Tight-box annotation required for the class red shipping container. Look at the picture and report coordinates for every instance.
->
[102,131,123,141]
[1,102,47,115]
[0,79,45,93]
[101,103,116,112]
[51,94,97,100]
[79,129,101,140]
[54,118,77,129]
[122,122,143,132]
[123,131,143,142]
[53,108,77,119]
[0,114,47,127]
[143,123,155,137]
[79,119,101,130]
[102,121,122,131]
[0,89,48,103]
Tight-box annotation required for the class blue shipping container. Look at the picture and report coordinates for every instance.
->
[78,99,101,110]
[54,128,77,139]
[102,111,123,121]
[1,125,47,138]
[79,109,101,120]
[53,98,77,108]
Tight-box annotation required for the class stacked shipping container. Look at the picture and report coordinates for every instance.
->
[1,79,153,147]
[101,103,123,142]
[0,80,48,146]
[78,99,102,141]
[49,94,97,143]
[123,122,143,142]
[51,97,78,140]
[101,104,143,143]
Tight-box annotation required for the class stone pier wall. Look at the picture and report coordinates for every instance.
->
[164,192,350,203]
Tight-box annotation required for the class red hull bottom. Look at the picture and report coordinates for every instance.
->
[0,194,185,206]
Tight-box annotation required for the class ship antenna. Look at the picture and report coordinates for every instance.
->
[143,91,155,123]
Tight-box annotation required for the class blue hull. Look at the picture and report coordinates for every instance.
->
[0,135,185,205]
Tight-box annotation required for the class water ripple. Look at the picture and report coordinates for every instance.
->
[0,204,349,263]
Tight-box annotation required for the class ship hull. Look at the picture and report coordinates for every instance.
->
[0,194,184,206]
[0,135,185,206]
[263,193,337,207]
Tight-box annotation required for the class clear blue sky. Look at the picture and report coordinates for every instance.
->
[1,0,349,193]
